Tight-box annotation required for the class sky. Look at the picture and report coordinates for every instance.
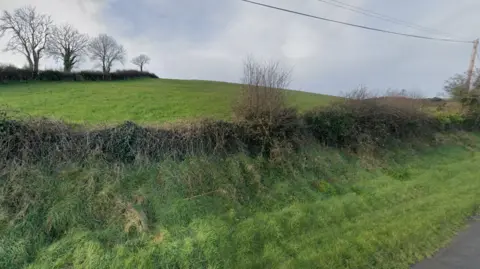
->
[0,0,479,97]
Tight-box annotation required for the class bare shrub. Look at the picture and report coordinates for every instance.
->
[342,85,377,101]
[343,87,426,112]
[233,57,291,122]
[233,57,300,155]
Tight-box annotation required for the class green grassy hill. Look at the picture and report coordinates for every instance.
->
[0,79,336,124]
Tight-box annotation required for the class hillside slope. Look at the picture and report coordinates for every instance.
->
[0,79,336,124]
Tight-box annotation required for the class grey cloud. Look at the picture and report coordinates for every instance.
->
[102,0,235,42]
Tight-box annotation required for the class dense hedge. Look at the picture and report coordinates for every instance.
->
[2,98,478,165]
[303,99,440,150]
[0,65,158,82]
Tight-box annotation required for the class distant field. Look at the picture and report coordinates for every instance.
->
[0,79,337,124]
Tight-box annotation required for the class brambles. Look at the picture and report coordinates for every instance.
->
[304,88,438,153]
[0,87,467,167]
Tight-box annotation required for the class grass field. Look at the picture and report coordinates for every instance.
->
[0,79,336,124]
[1,134,480,269]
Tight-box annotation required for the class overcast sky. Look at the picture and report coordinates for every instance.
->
[0,0,479,97]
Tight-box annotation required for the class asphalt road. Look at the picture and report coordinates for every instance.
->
[412,217,480,269]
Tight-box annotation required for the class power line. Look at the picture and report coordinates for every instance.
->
[318,0,451,37]
[240,0,474,44]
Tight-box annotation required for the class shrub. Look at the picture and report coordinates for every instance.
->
[74,74,85,81]
[233,57,290,122]
[0,66,158,83]
[232,57,299,155]
[112,70,158,80]
[436,113,465,130]
[443,70,480,101]
[79,70,105,81]
[38,70,75,81]
[0,97,468,167]
[0,65,32,82]
[0,116,248,165]
[239,107,301,156]
[445,84,480,130]
[303,90,438,151]
[430,97,444,102]
[0,81,474,166]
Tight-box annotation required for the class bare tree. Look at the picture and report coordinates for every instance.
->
[0,6,52,76]
[47,24,89,72]
[88,34,126,74]
[131,54,150,72]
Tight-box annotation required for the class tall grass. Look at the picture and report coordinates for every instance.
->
[1,137,479,268]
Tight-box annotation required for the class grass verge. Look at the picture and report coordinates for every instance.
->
[1,134,479,269]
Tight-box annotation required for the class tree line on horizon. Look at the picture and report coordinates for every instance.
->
[0,5,151,77]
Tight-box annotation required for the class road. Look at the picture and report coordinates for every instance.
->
[412,217,480,269]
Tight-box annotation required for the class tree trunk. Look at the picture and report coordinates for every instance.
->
[33,62,39,78]
[23,56,34,80]
[64,59,73,72]
[140,65,143,72]
[64,57,70,72]
[33,54,40,79]
[25,56,34,71]
[64,51,75,73]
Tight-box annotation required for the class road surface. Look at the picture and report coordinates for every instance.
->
[412,217,480,269]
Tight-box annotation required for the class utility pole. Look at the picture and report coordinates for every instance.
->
[466,38,479,91]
